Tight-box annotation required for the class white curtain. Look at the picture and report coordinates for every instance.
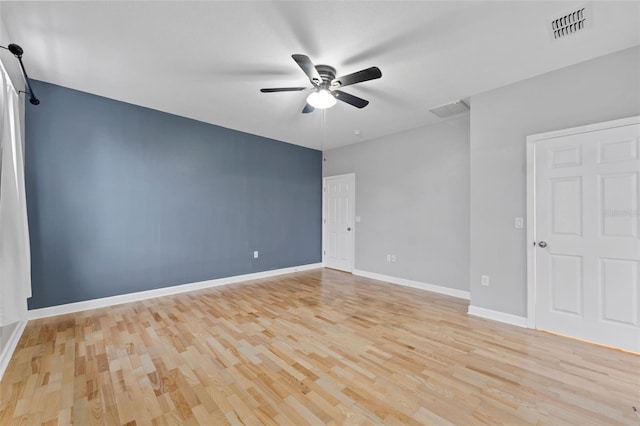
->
[0,59,31,326]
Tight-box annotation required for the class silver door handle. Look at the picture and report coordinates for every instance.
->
[538,241,547,248]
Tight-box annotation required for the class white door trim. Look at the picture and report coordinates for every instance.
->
[322,173,355,272]
[525,115,640,329]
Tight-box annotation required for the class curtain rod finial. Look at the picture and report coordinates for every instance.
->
[7,43,23,58]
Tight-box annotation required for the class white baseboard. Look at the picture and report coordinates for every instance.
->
[352,269,470,300]
[467,305,528,328]
[28,263,323,320]
[0,320,28,381]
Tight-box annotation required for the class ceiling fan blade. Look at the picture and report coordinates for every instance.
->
[292,54,322,86]
[260,87,308,93]
[302,103,315,114]
[332,67,382,88]
[333,90,369,109]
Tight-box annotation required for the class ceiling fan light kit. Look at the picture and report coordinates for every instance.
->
[261,54,381,113]
[306,89,336,109]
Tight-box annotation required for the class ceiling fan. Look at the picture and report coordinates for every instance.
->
[260,54,382,113]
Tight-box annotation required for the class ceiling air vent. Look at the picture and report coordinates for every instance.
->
[550,6,590,39]
[429,100,469,118]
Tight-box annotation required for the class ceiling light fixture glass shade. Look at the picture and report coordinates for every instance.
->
[306,89,337,109]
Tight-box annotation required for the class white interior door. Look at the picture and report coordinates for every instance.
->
[534,121,640,352]
[323,174,354,272]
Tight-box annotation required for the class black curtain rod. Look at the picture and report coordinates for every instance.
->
[1,43,40,105]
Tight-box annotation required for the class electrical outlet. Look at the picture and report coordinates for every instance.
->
[391,255,397,262]
[515,217,524,229]
[386,254,391,262]
[253,251,259,259]
[481,275,490,286]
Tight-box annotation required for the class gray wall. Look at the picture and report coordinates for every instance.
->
[323,115,470,291]
[25,80,322,309]
[470,46,640,317]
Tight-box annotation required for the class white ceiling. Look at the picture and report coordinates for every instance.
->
[1,1,638,150]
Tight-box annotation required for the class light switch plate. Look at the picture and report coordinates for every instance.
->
[515,217,524,229]
[481,275,490,286]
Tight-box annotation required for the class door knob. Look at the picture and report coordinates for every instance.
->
[347,227,352,231]
[538,241,547,248]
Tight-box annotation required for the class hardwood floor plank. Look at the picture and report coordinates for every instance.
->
[1,268,638,425]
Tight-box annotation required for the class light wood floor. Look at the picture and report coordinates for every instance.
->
[1,268,638,425]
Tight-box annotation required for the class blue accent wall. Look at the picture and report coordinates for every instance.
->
[25,80,322,309]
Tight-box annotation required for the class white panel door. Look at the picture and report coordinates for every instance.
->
[324,174,354,272]
[535,123,640,352]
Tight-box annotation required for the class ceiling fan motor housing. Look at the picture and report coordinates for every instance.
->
[315,65,337,88]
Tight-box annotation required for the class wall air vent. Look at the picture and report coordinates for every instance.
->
[429,100,469,118]
[550,6,590,39]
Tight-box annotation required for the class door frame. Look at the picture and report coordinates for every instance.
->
[322,173,356,272]
[525,115,640,329]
